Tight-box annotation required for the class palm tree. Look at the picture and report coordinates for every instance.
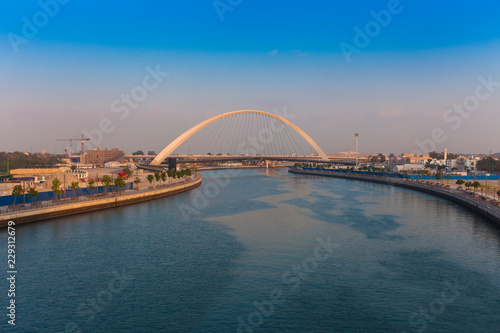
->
[473,181,481,194]
[52,178,62,199]
[101,175,113,193]
[114,176,125,190]
[161,172,167,185]
[465,182,472,191]
[88,179,97,195]
[146,174,154,185]
[12,185,23,205]
[435,173,441,184]
[154,172,160,185]
[456,179,465,189]
[134,177,141,189]
[28,188,39,203]
[70,181,80,198]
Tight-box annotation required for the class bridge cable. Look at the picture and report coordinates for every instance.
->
[229,114,237,154]
[238,113,245,154]
[209,115,227,153]
[266,116,275,155]
[226,116,238,154]
[264,115,271,155]
[267,115,276,155]
[199,116,223,155]
[263,115,270,155]
[275,117,286,156]
[232,114,243,154]
[286,123,298,155]
[272,117,280,155]
[250,112,255,155]
[222,115,233,154]
[278,119,292,155]
[226,115,238,154]
[231,115,241,154]
[238,113,244,155]
[257,113,265,155]
[211,116,225,155]
[285,125,295,155]
[265,115,272,155]
[196,120,215,154]
[242,113,248,155]
[217,115,231,154]
[285,123,305,157]
[291,124,306,156]
[272,117,282,155]
[244,113,250,155]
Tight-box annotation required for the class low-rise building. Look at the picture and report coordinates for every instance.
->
[390,153,430,165]
[104,161,131,168]
[86,148,125,164]
[0,181,21,196]
[9,168,61,175]
[65,169,89,179]
[0,177,37,196]
[392,164,425,173]
[455,158,477,172]
[427,157,478,172]
[327,152,371,162]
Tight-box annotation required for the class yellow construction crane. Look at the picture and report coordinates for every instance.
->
[56,135,91,156]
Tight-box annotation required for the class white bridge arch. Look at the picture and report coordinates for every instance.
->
[151,110,329,165]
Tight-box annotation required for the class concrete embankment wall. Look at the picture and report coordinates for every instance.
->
[198,165,290,171]
[0,177,201,227]
[289,168,500,226]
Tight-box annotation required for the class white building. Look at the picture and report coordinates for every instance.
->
[445,159,458,170]
[104,161,131,168]
[429,159,446,167]
[66,169,89,179]
[392,164,425,173]
[455,158,477,172]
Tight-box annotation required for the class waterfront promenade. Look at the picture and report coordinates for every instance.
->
[0,175,201,227]
[289,168,500,226]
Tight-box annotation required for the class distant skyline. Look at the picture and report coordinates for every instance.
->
[1,0,500,155]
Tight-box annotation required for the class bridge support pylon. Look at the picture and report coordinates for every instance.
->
[265,160,276,169]
[168,157,177,171]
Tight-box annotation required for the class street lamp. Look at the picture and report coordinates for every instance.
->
[355,133,359,169]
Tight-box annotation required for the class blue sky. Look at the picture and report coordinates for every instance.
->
[1,0,500,154]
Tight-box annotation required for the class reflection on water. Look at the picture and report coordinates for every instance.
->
[1,169,500,332]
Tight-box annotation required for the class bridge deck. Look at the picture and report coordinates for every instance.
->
[136,155,356,172]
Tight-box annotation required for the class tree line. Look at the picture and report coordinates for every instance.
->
[0,152,63,172]
[476,157,500,173]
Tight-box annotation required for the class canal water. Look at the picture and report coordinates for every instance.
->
[1,169,500,332]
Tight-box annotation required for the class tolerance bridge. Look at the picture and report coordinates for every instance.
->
[139,110,356,170]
